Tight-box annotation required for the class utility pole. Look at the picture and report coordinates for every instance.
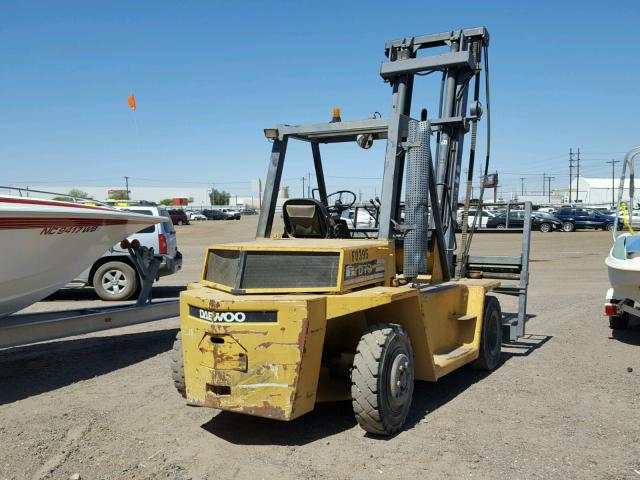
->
[520,177,525,196]
[546,176,555,203]
[307,172,311,198]
[542,173,546,197]
[606,159,619,207]
[576,147,581,203]
[301,176,305,198]
[569,148,574,203]
[124,176,129,200]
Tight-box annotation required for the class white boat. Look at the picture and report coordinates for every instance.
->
[606,146,640,306]
[0,195,164,318]
[605,234,640,303]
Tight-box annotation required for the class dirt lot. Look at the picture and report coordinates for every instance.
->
[1,218,639,479]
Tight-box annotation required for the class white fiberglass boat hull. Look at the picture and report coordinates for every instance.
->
[0,196,164,318]
[605,253,640,303]
[604,234,640,302]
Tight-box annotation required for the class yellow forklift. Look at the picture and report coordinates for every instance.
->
[172,27,531,434]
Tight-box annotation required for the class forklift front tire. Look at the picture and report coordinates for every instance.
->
[171,331,186,398]
[470,296,502,371]
[351,324,414,435]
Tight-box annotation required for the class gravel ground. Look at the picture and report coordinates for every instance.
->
[1,218,638,479]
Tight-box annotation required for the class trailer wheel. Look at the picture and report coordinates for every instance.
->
[93,261,138,301]
[171,331,186,398]
[351,324,414,435]
[470,296,502,371]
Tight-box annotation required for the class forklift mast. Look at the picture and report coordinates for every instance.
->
[256,27,490,279]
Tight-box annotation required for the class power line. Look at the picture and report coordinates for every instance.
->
[576,147,581,202]
[606,159,619,207]
[542,173,556,202]
[569,148,574,202]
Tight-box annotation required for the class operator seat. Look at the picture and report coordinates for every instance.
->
[282,198,330,238]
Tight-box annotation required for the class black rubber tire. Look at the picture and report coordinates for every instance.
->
[171,331,186,398]
[606,223,614,231]
[562,221,575,232]
[496,224,506,229]
[93,261,138,301]
[539,222,551,233]
[351,324,414,435]
[470,296,503,371]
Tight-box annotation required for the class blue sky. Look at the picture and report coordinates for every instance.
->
[1,1,638,199]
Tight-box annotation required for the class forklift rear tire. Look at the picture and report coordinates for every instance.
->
[470,296,502,371]
[351,324,414,435]
[171,331,186,398]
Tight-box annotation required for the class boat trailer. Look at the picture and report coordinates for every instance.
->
[0,241,178,349]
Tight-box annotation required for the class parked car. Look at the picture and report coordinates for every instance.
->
[532,211,563,232]
[221,208,241,220]
[555,207,617,232]
[241,208,258,215]
[202,209,226,220]
[536,207,557,214]
[188,211,207,221]
[68,205,183,300]
[485,210,562,232]
[614,208,640,228]
[168,209,190,225]
[456,208,497,229]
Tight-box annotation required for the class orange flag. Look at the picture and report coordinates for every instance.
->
[128,94,136,111]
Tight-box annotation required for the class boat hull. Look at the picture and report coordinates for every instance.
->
[0,196,164,318]
[605,253,640,303]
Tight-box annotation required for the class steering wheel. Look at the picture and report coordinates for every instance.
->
[325,190,357,213]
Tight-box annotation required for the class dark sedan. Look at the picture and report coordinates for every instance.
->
[202,209,226,220]
[486,211,562,232]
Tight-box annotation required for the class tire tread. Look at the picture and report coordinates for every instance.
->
[171,331,186,398]
[351,324,412,435]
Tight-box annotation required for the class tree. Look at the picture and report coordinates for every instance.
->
[159,198,173,206]
[209,188,230,206]
[53,188,91,202]
[110,190,129,200]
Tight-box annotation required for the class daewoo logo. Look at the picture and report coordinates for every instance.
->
[189,306,277,323]
[199,309,246,323]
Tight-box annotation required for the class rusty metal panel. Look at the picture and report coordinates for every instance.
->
[179,288,326,420]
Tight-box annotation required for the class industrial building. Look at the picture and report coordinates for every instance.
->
[568,177,636,206]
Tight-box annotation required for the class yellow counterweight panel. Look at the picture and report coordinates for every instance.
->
[326,282,495,382]
[179,288,327,420]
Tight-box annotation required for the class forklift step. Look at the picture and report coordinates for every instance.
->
[433,345,472,366]
[448,313,477,321]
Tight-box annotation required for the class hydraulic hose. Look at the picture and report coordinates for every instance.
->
[458,42,492,273]
[455,41,482,278]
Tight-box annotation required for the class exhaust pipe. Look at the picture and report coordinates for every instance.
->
[403,119,432,280]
